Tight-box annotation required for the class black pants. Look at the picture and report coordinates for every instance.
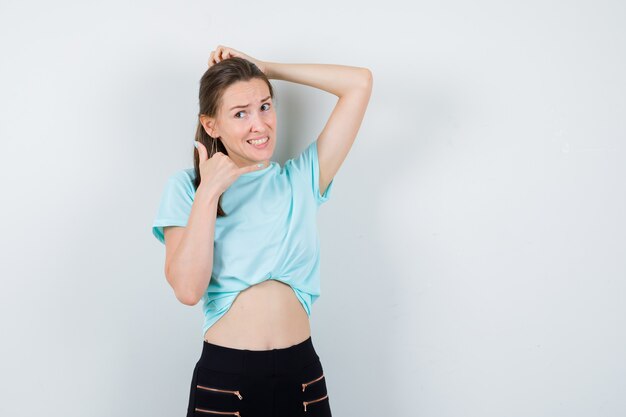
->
[187,336,332,417]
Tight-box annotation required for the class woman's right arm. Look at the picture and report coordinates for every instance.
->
[163,185,220,306]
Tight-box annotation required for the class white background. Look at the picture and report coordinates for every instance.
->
[1,1,624,416]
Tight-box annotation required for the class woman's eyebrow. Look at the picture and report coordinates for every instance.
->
[229,95,271,111]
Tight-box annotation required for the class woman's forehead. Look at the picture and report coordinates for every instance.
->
[223,79,270,104]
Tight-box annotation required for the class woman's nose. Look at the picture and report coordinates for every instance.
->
[249,111,265,131]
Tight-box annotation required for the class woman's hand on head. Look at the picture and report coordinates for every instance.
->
[208,45,267,74]
[195,141,265,196]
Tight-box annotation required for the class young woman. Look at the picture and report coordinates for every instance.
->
[152,45,372,417]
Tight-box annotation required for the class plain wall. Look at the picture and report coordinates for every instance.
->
[1,0,624,416]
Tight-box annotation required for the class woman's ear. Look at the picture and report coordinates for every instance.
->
[199,114,218,137]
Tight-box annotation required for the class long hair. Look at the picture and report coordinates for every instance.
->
[193,57,275,217]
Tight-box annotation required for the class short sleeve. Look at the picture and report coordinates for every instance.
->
[287,140,334,205]
[151,169,196,244]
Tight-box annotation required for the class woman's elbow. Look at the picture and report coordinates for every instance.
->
[176,290,201,306]
[360,68,373,88]
[166,271,203,306]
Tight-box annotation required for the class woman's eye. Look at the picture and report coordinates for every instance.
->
[235,103,270,119]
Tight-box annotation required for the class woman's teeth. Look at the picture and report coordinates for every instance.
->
[247,137,268,145]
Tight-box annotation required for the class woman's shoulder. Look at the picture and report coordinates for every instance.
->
[169,167,196,184]
[161,167,197,198]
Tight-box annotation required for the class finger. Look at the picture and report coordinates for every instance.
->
[195,141,208,162]
[242,162,266,174]
[218,46,230,61]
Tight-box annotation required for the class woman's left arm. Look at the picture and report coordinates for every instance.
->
[265,62,373,196]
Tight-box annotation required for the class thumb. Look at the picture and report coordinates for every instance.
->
[194,141,209,162]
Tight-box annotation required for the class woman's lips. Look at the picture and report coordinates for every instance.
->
[247,136,269,149]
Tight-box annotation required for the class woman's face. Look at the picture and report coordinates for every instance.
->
[202,78,276,168]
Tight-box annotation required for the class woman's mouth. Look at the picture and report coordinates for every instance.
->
[247,136,269,149]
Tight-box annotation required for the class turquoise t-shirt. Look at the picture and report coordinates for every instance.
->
[152,139,334,336]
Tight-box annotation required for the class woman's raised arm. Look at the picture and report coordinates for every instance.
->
[265,62,373,196]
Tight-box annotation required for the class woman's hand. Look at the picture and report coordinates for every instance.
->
[208,45,268,74]
[195,141,265,197]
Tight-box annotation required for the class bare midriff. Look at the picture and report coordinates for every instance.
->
[203,279,311,351]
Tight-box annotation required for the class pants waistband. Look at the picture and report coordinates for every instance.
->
[197,336,320,377]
